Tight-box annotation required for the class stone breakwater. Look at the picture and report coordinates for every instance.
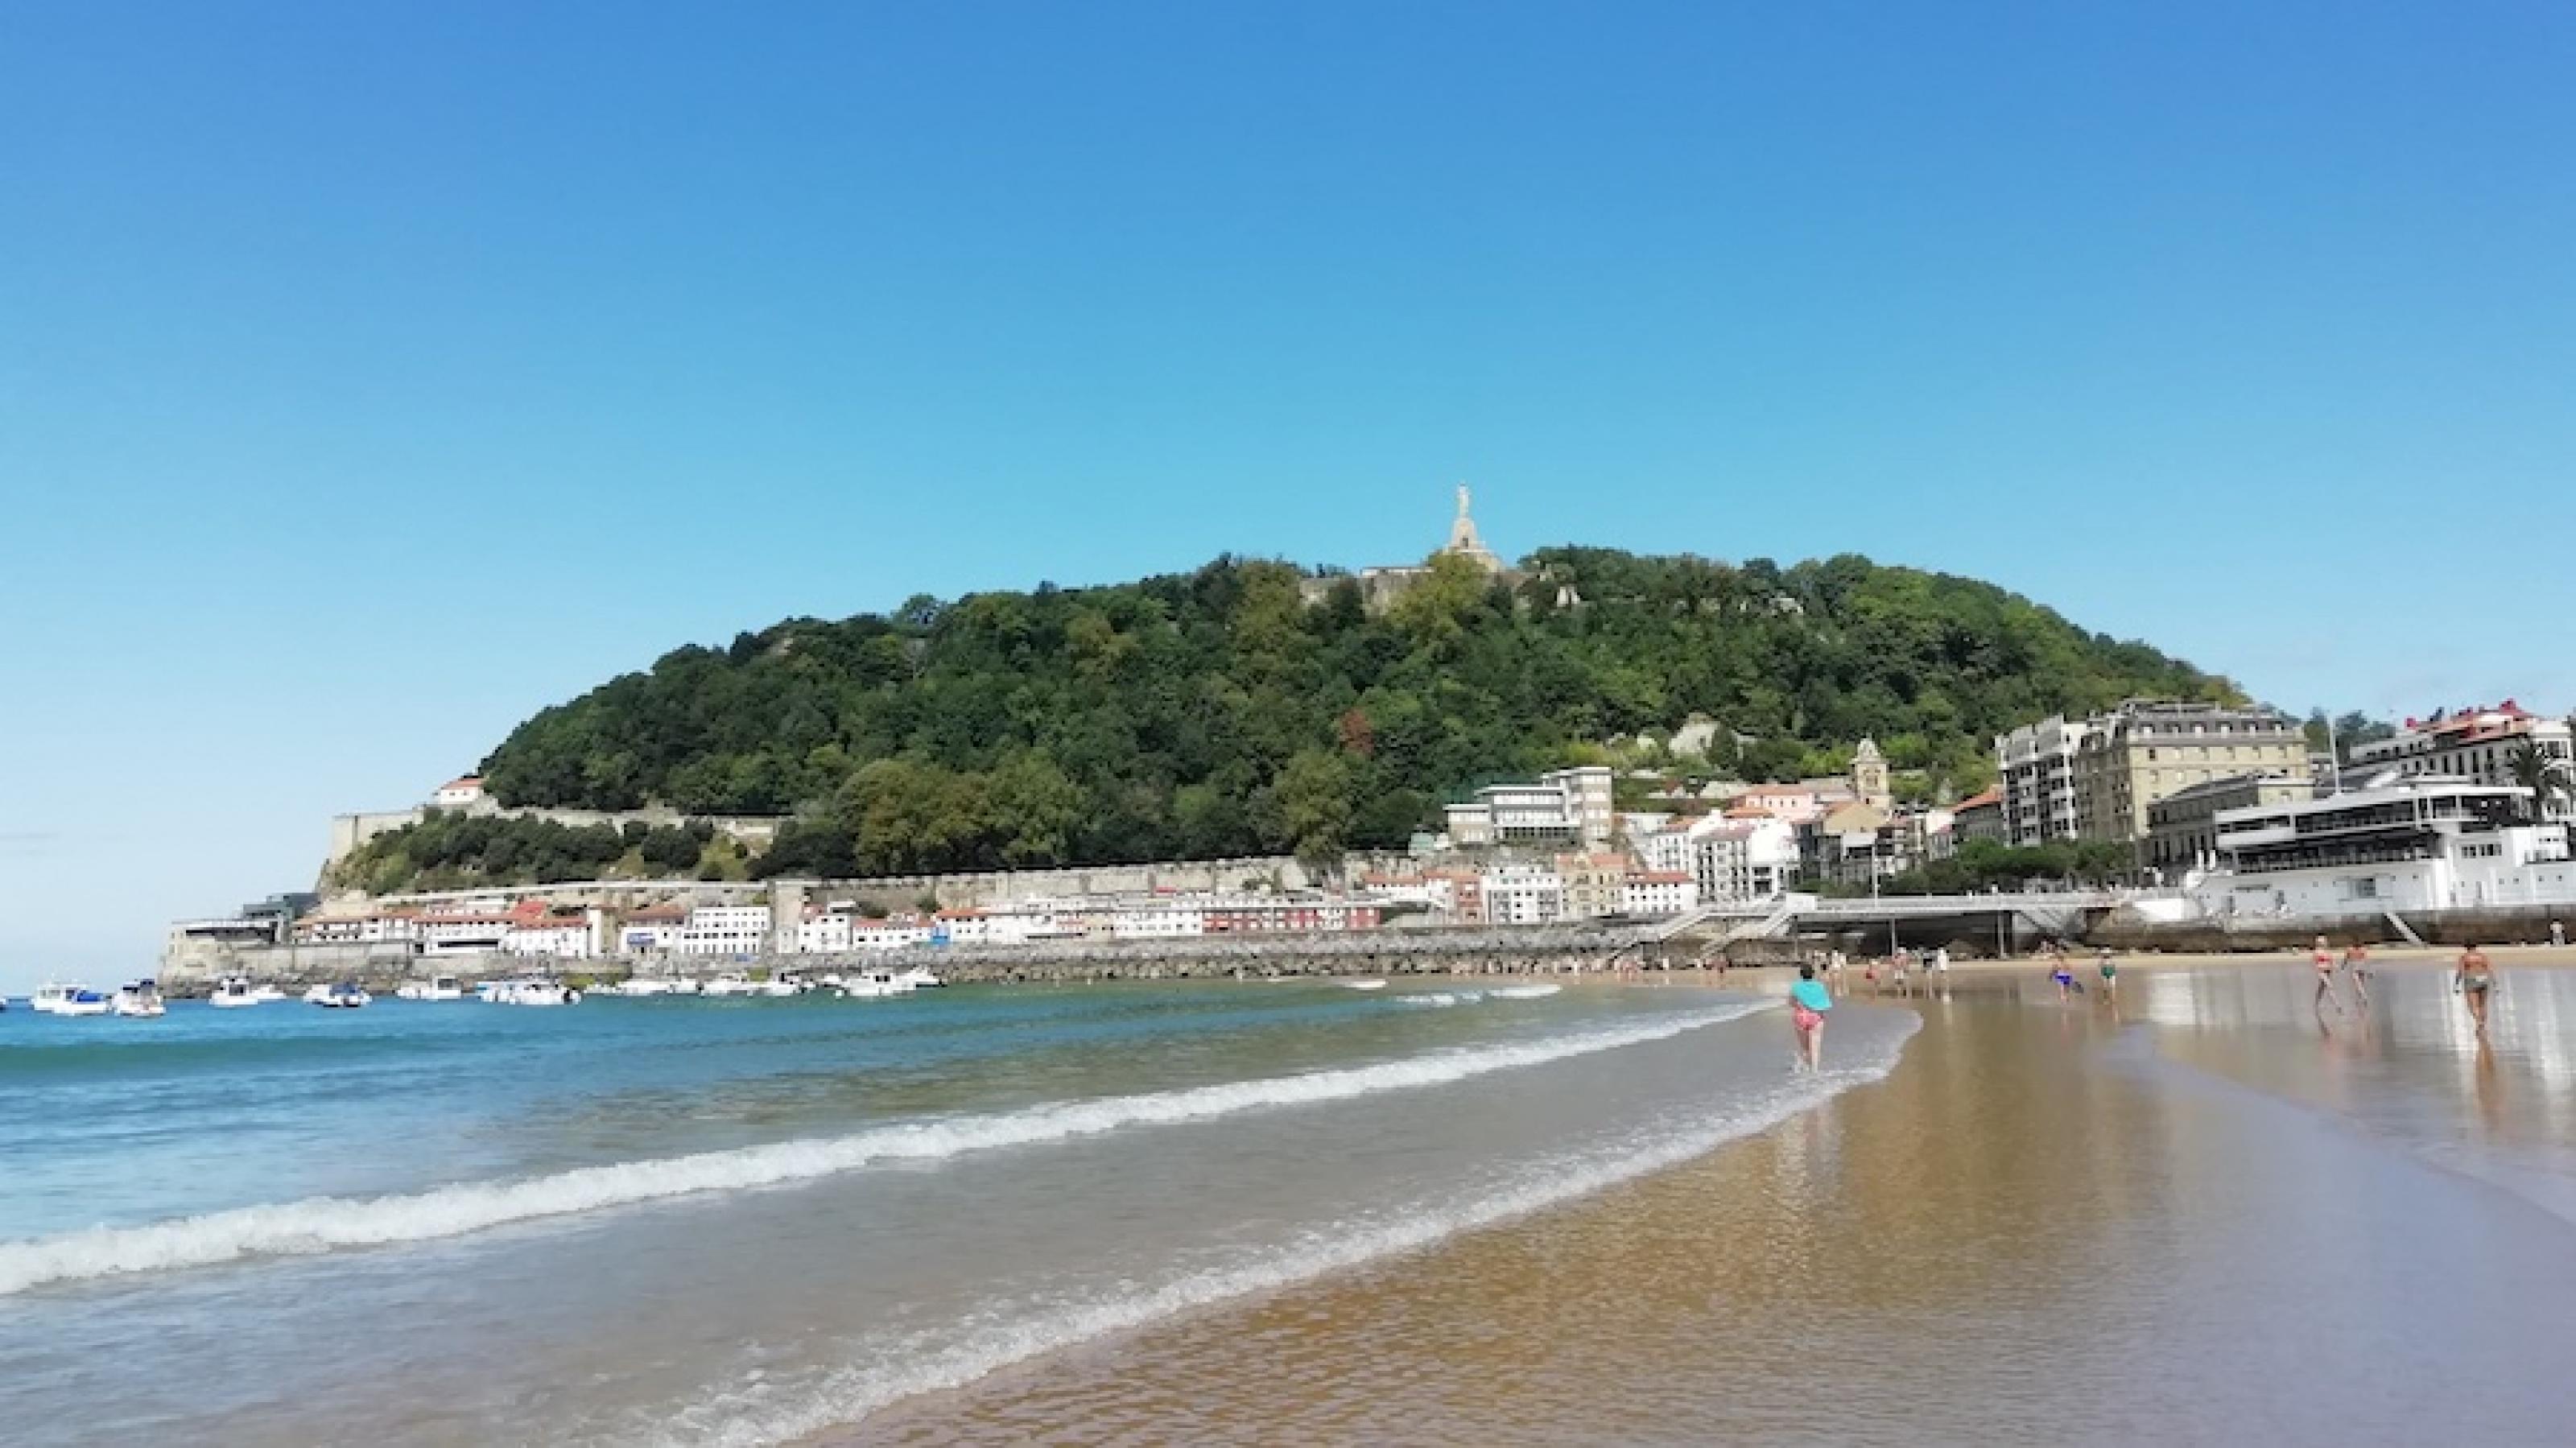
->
[157,926,1665,996]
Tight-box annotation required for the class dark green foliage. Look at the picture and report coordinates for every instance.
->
[359,551,2233,888]
[1872,837,2140,894]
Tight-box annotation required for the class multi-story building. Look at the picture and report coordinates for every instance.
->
[2072,701,2308,849]
[503,917,595,959]
[1554,852,1628,918]
[2145,774,2315,878]
[1541,766,1617,848]
[680,904,772,956]
[1480,864,1565,926]
[2201,778,2574,916]
[1997,716,2095,847]
[796,910,854,954]
[1951,788,2008,846]
[1620,870,1699,917]
[2346,703,2574,818]
[618,904,687,953]
[1442,765,1618,850]
[1678,815,1799,902]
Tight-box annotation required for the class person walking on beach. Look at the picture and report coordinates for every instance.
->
[1790,963,1833,1071]
[2095,947,2119,1003]
[1889,949,1911,998]
[1827,948,1848,997]
[2455,943,2498,1033]
[2342,940,2372,1009]
[2311,934,2342,1013]
[2050,950,2075,1004]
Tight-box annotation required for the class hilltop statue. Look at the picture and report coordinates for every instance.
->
[1446,482,1498,569]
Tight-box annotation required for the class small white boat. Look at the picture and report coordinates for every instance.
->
[1338,979,1388,992]
[396,975,467,1001]
[308,982,371,1009]
[209,976,263,1008]
[894,966,945,990]
[481,979,580,1006]
[609,977,679,997]
[31,983,112,1017]
[700,973,759,998]
[836,969,917,1000]
[111,980,167,1018]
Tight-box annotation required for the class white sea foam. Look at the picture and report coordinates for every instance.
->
[657,1015,1920,1448]
[1488,984,1562,1000]
[0,1002,1771,1297]
[1393,990,1478,1008]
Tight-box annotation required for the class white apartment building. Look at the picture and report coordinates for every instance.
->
[1443,765,1617,849]
[2199,777,2576,918]
[852,920,935,951]
[1681,815,1799,902]
[680,904,772,957]
[503,919,594,959]
[419,914,512,955]
[1620,871,1699,917]
[2347,703,2574,818]
[1638,827,1696,880]
[796,912,854,954]
[1110,900,1208,939]
[1540,766,1616,848]
[619,906,687,953]
[1997,716,2094,847]
[1480,864,1565,926]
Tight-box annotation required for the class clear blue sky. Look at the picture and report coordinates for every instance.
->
[3,2,2570,985]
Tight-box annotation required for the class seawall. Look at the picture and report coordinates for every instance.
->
[157,924,1663,996]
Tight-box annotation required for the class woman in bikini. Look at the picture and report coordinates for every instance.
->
[2311,934,2342,1013]
[2455,943,2497,1033]
[1789,963,1833,1070]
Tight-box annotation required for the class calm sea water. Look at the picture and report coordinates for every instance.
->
[0,979,1907,1445]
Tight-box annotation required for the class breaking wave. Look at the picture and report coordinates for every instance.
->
[654,1014,1918,1446]
[0,1002,1771,1297]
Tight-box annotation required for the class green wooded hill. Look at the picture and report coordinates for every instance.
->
[339,550,2238,890]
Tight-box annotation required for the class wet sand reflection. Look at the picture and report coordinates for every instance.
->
[836,963,2576,1446]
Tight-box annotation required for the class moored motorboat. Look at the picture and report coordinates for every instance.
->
[110,980,167,1017]
[894,966,945,990]
[836,968,917,1000]
[395,975,467,1001]
[31,983,112,1017]
[308,982,371,1009]
[609,976,678,997]
[209,976,262,1008]
[481,979,580,1006]
[699,973,758,997]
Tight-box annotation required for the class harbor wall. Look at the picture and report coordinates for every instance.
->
[156,922,1662,996]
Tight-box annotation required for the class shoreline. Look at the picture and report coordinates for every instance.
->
[831,960,2576,1444]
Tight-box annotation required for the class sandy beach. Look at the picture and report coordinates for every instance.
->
[836,959,2576,1445]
